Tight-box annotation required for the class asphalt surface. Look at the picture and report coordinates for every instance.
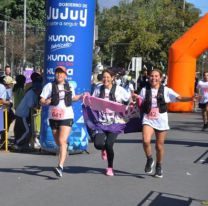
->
[0,112,208,206]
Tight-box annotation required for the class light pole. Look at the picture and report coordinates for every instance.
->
[3,20,7,69]
[202,54,207,79]
[182,0,186,27]
[23,0,27,69]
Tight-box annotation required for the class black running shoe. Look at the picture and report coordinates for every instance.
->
[202,123,208,131]
[144,158,154,174]
[53,166,63,177]
[154,164,163,178]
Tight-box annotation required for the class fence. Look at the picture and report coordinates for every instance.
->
[0,105,8,151]
[0,19,45,74]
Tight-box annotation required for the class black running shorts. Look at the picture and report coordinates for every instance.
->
[49,119,73,130]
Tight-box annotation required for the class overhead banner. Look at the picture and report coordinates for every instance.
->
[40,0,95,152]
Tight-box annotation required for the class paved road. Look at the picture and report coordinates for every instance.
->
[0,112,208,206]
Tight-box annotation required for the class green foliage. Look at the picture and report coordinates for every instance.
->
[96,0,201,71]
[0,0,45,27]
[0,0,45,70]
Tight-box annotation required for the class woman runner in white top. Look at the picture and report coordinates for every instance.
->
[134,69,194,178]
[196,71,208,130]
[92,69,131,176]
[40,66,83,178]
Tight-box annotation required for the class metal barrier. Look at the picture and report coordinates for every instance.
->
[0,105,41,152]
[0,105,8,152]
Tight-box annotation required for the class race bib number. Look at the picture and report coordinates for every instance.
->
[146,108,159,120]
[51,108,65,120]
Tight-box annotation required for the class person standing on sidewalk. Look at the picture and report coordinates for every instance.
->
[92,68,131,176]
[134,69,194,178]
[14,80,42,150]
[196,71,208,131]
[40,66,83,178]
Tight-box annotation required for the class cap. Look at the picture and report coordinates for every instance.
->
[3,76,16,85]
[55,66,67,74]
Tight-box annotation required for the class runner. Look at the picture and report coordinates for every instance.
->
[134,69,194,178]
[40,66,83,178]
[92,68,131,176]
[196,71,208,131]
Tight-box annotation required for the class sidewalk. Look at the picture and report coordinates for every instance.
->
[0,112,207,206]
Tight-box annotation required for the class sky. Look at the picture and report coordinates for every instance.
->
[99,0,208,16]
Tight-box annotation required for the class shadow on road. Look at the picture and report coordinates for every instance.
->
[64,166,145,179]
[0,166,58,180]
[0,165,146,179]
[137,191,202,206]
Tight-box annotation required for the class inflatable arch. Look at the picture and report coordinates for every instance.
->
[167,13,208,112]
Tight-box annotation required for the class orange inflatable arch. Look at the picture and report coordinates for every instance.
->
[167,13,208,112]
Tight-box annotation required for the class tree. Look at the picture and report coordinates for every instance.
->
[96,0,201,71]
[0,0,45,72]
[0,0,45,27]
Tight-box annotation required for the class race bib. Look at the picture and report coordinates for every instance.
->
[146,108,159,120]
[51,108,65,120]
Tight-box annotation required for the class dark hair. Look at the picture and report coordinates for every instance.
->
[150,69,163,78]
[5,65,10,69]
[97,73,103,81]
[13,75,26,92]
[31,72,42,82]
[0,75,5,84]
[102,68,116,77]
[203,71,208,76]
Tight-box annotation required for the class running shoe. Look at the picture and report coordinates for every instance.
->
[154,163,163,178]
[34,138,41,149]
[202,123,208,131]
[101,149,107,160]
[53,166,63,177]
[105,168,114,176]
[144,158,154,174]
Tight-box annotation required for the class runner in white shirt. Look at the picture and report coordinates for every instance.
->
[196,71,208,130]
[40,66,83,178]
[92,69,131,176]
[134,69,194,178]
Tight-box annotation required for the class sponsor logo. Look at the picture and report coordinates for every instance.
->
[48,35,75,42]
[47,54,74,62]
[47,68,74,76]
[48,35,75,52]
[47,7,88,27]
[51,43,72,52]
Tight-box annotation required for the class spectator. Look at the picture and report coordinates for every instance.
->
[3,76,16,129]
[4,65,11,77]
[91,73,103,94]
[137,69,149,92]
[122,75,135,96]
[13,75,26,110]
[14,80,42,150]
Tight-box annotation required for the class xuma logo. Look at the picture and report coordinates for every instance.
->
[47,54,74,62]
[47,68,74,76]
[48,35,75,42]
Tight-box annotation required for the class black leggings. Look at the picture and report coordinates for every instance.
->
[94,132,118,168]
